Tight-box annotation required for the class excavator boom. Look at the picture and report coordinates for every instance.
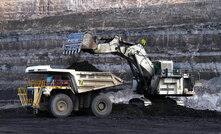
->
[64,32,154,76]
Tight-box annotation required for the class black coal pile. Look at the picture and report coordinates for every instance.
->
[0,103,221,121]
[0,104,220,134]
[111,104,221,119]
[67,61,101,72]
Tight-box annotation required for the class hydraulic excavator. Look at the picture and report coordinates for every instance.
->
[64,33,195,106]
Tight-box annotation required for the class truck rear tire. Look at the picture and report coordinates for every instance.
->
[91,95,112,117]
[49,93,73,118]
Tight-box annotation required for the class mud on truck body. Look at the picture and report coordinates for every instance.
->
[18,65,123,118]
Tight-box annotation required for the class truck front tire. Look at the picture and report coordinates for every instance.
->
[49,93,73,118]
[91,95,112,117]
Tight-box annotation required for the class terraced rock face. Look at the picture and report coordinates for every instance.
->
[0,0,221,92]
[0,0,210,20]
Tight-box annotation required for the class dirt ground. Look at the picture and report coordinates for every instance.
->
[0,103,220,134]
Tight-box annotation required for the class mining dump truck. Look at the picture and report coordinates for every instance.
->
[18,65,123,118]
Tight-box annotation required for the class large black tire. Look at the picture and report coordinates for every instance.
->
[49,93,73,118]
[91,95,112,117]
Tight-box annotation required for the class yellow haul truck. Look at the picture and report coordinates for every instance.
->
[18,65,123,118]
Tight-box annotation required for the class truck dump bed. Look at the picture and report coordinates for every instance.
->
[75,71,123,93]
[25,65,123,92]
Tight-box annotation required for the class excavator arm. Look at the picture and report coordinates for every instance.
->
[64,33,154,76]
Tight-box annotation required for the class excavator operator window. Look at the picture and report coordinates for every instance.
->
[153,62,161,75]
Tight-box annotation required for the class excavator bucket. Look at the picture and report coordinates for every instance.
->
[63,33,97,54]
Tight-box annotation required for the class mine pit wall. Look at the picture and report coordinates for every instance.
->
[0,0,213,21]
[0,0,221,99]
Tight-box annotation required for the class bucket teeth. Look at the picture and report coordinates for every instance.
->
[63,33,84,55]
[64,45,81,55]
[63,49,80,55]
